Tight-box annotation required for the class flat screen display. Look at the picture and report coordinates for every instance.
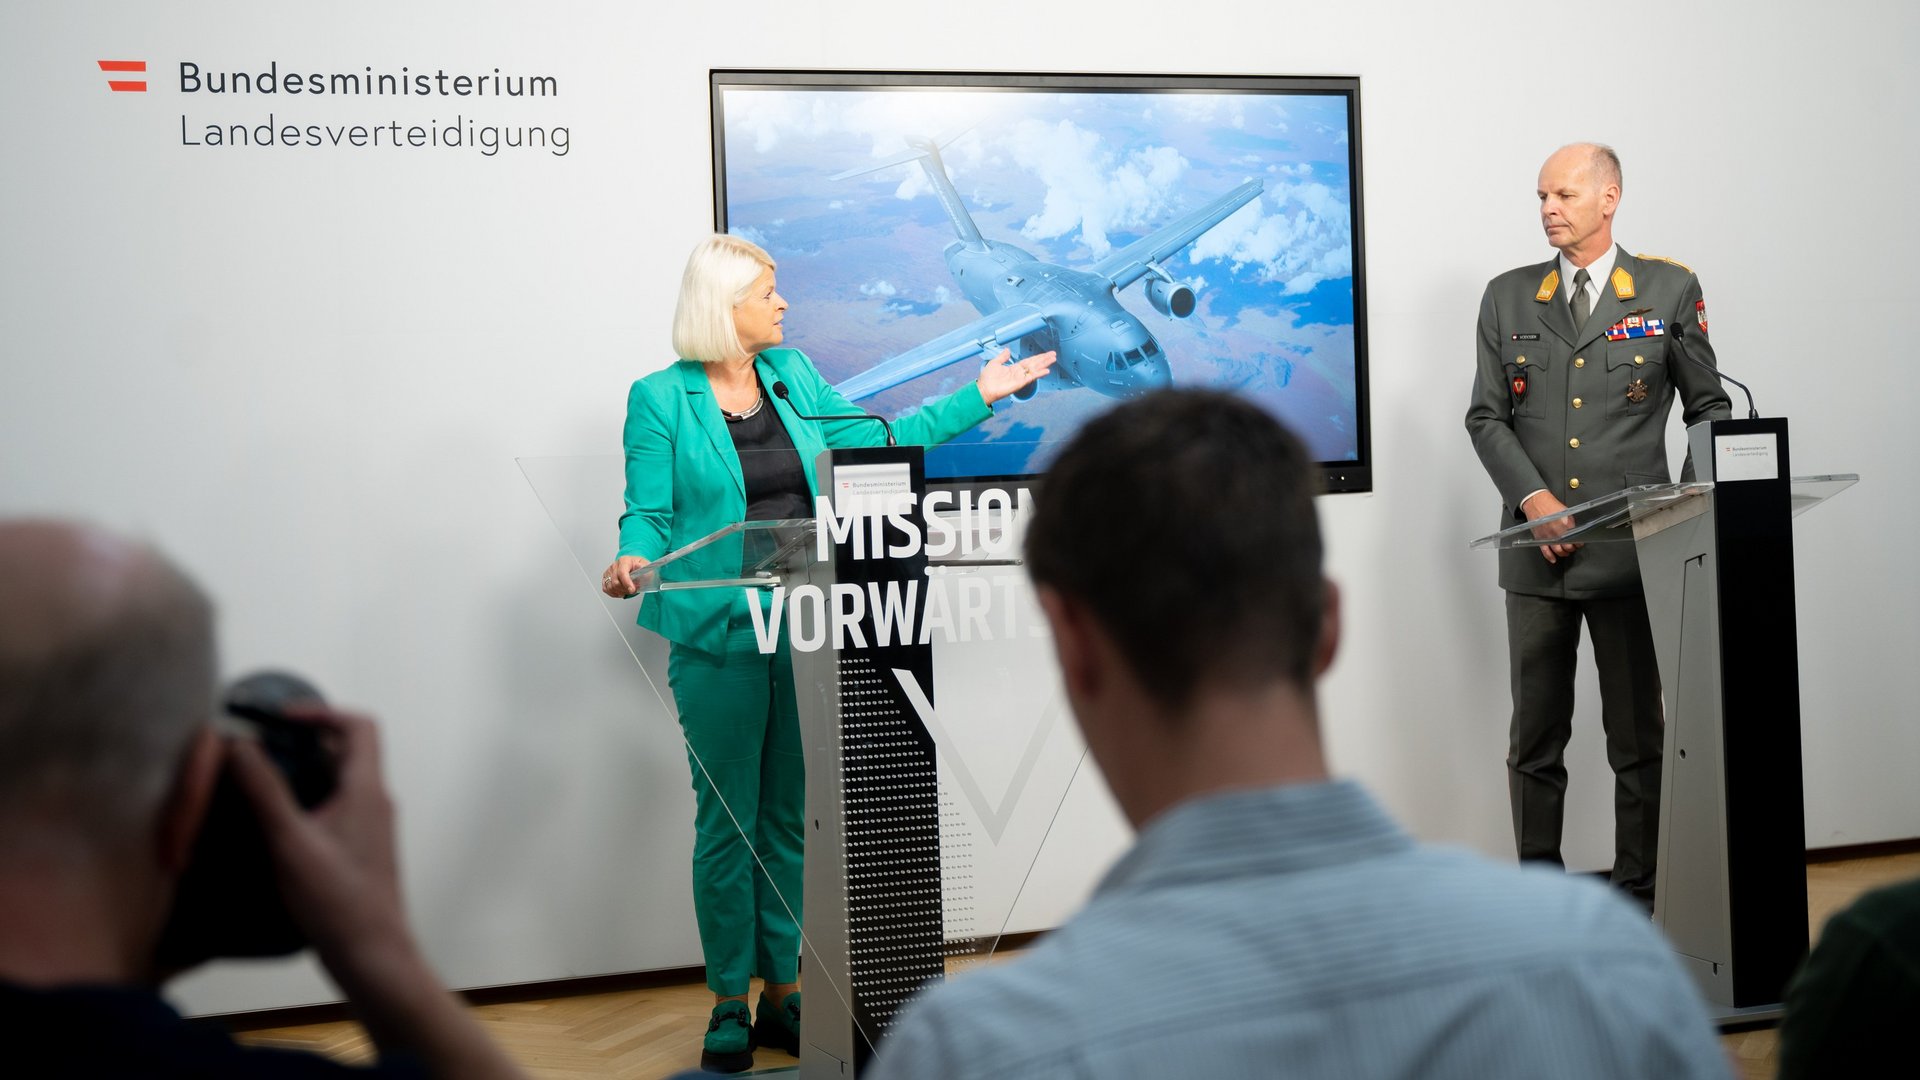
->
[711,70,1371,492]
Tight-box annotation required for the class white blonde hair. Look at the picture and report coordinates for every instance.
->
[671,234,776,363]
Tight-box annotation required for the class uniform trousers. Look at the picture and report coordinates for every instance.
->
[666,618,804,996]
[1504,590,1664,900]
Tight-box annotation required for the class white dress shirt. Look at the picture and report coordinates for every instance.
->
[1561,245,1617,312]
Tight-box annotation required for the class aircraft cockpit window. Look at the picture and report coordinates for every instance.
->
[1143,340,1160,356]
[1125,348,1144,364]
[1106,353,1124,372]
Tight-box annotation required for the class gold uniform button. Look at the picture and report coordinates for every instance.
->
[1572,397,1584,408]
[1574,357,1586,368]
[1634,355,1645,365]
[1569,477,1582,489]
[1516,356,1528,365]
[1569,438,1580,449]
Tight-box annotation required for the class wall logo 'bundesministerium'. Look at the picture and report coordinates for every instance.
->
[98,57,571,158]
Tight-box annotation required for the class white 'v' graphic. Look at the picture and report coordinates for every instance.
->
[891,668,1059,845]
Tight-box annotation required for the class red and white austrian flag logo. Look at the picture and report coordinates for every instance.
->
[98,59,147,92]
[1696,299,1709,335]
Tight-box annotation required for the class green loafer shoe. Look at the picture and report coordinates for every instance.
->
[753,991,801,1056]
[701,1000,754,1073]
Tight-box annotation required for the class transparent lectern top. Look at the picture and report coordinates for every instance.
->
[1469,475,1858,551]
[1787,475,1860,517]
[628,518,815,592]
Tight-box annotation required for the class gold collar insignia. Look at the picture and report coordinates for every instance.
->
[1534,269,1560,303]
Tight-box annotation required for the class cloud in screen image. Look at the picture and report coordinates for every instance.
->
[718,86,1361,479]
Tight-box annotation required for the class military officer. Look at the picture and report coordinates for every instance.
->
[1465,143,1731,903]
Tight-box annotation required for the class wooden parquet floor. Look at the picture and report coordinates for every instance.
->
[236,851,1920,1079]
[238,981,800,1078]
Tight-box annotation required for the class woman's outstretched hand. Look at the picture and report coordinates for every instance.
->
[976,349,1058,406]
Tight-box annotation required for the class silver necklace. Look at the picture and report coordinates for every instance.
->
[720,385,764,423]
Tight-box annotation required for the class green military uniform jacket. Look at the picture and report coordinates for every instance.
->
[1466,246,1731,599]
[619,347,993,653]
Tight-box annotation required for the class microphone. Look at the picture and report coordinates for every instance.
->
[771,381,896,446]
[1669,324,1759,420]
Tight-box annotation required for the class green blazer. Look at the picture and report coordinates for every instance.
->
[619,347,993,652]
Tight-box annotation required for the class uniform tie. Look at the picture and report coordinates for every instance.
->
[1570,267,1592,329]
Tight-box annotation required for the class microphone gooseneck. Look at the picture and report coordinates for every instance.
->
[772,381,897,446]
[1669,324,1759,420]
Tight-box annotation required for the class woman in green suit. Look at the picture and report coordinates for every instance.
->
[600,235,1052,1072]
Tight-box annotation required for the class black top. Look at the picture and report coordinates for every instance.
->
[0,980,426,1078]
[727,397,812,522]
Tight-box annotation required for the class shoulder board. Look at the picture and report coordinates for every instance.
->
[1635,253,1694,273]
[1534,269,1560,303]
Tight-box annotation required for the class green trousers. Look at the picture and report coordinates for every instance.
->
[667,620,804,996]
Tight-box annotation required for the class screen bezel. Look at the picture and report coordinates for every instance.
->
[709,68,1372,496]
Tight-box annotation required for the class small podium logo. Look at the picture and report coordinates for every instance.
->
[97,60,147,92]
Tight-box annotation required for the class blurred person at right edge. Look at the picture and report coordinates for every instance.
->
[1776,874,1920,1078]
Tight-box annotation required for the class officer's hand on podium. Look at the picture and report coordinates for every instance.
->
[1521,491,1582,565]
[601,555,652,599]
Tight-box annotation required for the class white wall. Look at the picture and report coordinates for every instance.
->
[2,0,1914,1015]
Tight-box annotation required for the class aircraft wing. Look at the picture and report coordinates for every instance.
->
[835,303,1050,402]
[1091,179,1264,291]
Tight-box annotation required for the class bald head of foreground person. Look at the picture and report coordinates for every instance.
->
[0,522,219,986]
[0,519,527,1079]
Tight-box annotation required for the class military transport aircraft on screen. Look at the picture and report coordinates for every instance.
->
[830,137,1262,402]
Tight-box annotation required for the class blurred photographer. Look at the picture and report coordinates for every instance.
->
[0,520,524,1078]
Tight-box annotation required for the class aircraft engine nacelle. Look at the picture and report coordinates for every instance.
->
[1146,278,1197,319]
[1005,358,1059,401]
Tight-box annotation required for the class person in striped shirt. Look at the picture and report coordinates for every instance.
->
[870,389,1731,1080]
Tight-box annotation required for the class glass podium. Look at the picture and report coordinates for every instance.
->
[1472,415,1857,1021]
[521,443,1081,1076]
[1469,476,1856,552]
